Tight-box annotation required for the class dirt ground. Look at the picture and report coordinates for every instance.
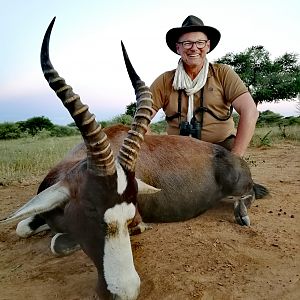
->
[0,142,299,300]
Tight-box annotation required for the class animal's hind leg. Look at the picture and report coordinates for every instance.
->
[16,215,50,238]
[233,192,255,226]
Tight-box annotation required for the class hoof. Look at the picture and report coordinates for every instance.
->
[16,216,50,238]
[240,215,251,226]
[50,233,81,256]
[129,222,153,235]
[234,200,251,226]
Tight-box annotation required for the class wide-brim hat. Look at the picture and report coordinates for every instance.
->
[166,15,221,54]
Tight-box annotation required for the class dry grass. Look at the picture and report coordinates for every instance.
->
[252,125,300,147]
[0,125,299,185]
[0,135,81,185]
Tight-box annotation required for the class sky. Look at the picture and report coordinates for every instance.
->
[0,0,299,125]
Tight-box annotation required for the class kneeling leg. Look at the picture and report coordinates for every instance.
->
[16,215,50,238]
[50,233,81,256]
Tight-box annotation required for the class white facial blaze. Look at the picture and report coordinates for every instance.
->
[103,202,140,300]
[116,162,127,195]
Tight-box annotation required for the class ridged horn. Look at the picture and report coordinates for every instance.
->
[118,42,153,172]
[40,17,115,176]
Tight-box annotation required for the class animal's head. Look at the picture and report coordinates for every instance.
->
[1,17,159,300]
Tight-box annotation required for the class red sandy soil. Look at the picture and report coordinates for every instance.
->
[0,142,299,300]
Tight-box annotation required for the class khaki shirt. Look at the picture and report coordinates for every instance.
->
[150,63,248,143]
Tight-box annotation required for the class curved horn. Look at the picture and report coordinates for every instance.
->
[40,17,115,176]
[0,182,70,224]
[118,42,153,172]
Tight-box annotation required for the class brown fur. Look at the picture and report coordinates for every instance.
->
[39,124,253,223]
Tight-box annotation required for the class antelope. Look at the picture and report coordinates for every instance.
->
[1,17,159,300]
[1,17,268,300]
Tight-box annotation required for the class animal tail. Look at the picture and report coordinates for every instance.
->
[253,183,269,199]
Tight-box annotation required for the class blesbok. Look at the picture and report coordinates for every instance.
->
[1,17,268,300]
[1,17,158,300]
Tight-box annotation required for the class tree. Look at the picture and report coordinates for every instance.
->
[0,122,22,139]
[111,114,133,125]
[16,116,54,136]
[256,110,283,127]
[215,46,300,104]
[125,102,137,117]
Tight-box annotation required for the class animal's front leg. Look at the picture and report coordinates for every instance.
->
[51,233,81,256]
[16,215,50,238]
[233,194,254,226]
[128,205,152,235]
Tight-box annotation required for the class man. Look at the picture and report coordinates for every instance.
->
[150,15,259,157]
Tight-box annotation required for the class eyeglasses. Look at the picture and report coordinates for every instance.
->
[177,40,208,50]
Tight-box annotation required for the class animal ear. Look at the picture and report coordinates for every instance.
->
[0,181,70,224]
[136,178,161,194]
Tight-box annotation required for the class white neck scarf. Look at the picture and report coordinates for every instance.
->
[172,58,209,122]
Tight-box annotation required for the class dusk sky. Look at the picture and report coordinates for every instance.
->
[1,0,299,125]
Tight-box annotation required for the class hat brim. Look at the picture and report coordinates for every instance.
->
[166,25,221,54]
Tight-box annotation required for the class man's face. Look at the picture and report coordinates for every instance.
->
[176,32,210,68]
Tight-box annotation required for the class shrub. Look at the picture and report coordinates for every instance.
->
[0,123,22,140]
[50,125,79,137]
[150,120,167,134]
[111,114,133,125]
[16,116,54,136]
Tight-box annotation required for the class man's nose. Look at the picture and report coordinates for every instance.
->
[190,42,198,50]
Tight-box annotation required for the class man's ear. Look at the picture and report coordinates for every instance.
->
[176,44,180,54]
[207,40,211,52]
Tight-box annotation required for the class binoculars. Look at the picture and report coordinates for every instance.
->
[179,119,201,139]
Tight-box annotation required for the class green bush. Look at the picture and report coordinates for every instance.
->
[0,122,22,139]
[280,116,300,126]
[50,125,79,137]
[150,120,167,134]
[256,110,283,127]
[111,114,133,125]
[0,120,80,140]
[16,116,54,136]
